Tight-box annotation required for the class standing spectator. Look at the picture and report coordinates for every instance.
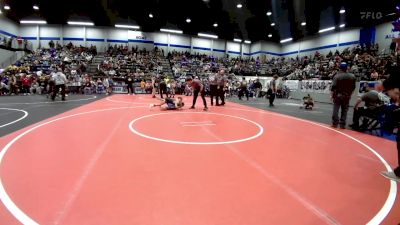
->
[49,40,55,48]
[209,72,219,106]
[253,79,262,98]
[381,77,400,181]
[217,69,228,106]
[140,80,146,93]
[151,77,156,98]
[51,68,68,101]
[21,74,31,95]
[103,78,110,95]
[330,62,356,129]
[390,41,397,54]
[170,79,176,98]
[125,74,134,95]
[159,76,168,99]
[238,77,249,101]
[268,75,278,107]
[9,74,18,95]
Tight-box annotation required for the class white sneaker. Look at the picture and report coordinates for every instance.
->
[381,171,400,182]
[149,104,154,108]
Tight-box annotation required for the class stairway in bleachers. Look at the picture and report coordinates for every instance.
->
[159,57,173,75]
[87,53,105,74]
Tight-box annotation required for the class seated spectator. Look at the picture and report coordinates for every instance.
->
[350,85,385,131]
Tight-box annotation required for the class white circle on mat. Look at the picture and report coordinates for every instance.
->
[0,108,28,128]
[129,112,264,145]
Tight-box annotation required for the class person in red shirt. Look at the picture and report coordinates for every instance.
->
[21,74,31,95]
[186,77,208,111]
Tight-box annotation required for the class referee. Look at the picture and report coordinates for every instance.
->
[217,69,227,106]
[51,68,67,101]
[209,72,219,106]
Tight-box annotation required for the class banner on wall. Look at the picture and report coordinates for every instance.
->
[284,80,299,91]
[112,85,128,93]
[300,80,332,93]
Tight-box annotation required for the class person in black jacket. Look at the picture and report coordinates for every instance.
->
[253,79,262,98]
[381,75,400,182]
[125,74,134,95]
[331,63,356,128]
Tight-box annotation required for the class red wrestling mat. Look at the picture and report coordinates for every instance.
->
[0,94,399,225]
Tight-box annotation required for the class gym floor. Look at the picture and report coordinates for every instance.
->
[0,94,399,225]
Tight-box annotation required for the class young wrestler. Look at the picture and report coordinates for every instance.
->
[150,96,185,110]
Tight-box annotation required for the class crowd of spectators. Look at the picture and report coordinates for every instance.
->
[0,42,398,98]
[281,43,397,81]
[0,43,99,95]
[98,45,166,79]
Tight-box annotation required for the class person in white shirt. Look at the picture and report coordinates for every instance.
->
[51,68,68,101]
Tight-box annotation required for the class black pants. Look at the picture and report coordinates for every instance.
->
[10,84,18,95]
[23,85,30,94]
[51,84,66,100]
[159,83,168,99]
[238,87,249,100]
[352,107,379,129]
[332,96,350,127]
[217,85,225,105]
[210,85,218,105]
[127,84,134,94]
[193,89,207,108]
[269,93,276,106]
[394,133,400,177]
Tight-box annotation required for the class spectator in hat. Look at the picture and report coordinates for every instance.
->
[331,62,356,129]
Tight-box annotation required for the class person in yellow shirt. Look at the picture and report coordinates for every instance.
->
[140,80,146,93]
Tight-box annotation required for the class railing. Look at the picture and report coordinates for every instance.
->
[0,51,26,68]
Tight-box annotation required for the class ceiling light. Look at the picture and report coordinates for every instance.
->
[266,11,272,16]
[149,13,153,18]
[237,3,242,8]
[271,22,275,26]
[268,34,272,38]
[186,18,191,23]
[33,5,39,10]
[4,5,10,10]
[301,22,306,26]
[67,21,94,26]
[115,24,140,29]
[213,23,218,27]
[318,26,335,33]
[234,38,242,42]
[160,28,183,34]
[339,24,345,28]
[339,9,345,14]
[244,40,251,44]
[20,20,47,24]
[198,33,218,39]
[280,38,293,43]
